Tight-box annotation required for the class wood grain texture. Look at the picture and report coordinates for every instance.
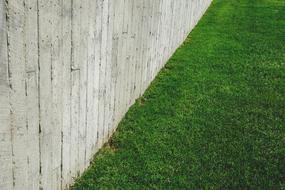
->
[7,0,29,189]
[38,0,53,188]
[61,0,72,188]
[24,0,40,189]
[0,1,13,189]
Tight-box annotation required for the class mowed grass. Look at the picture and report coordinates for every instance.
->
[71,0,285,189]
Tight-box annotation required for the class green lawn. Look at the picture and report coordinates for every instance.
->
[71,0,285,189]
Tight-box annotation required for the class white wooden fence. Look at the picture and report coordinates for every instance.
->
[0,0,212,189]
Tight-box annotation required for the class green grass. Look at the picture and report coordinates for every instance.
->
[71,0,285,189]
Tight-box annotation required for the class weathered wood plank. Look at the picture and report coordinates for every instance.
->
[110,0,121,131]
[101,0,109,144]
[113,0,125,127]
[70,0,81,181]
[117,0,128,122]
[61,0,72,188]
[24,0,40,188]
[97,0,105,148]
[38,0,54,188]
[50,0,63,188]
[70,69,80,179]
[6,0,29,189]
[133,0,143,99]
[85,0,96,166]
[78,0,88,175]
[93,0,102,152]
[0,1,13,189]
[25,72,40,190]
[123,0,133,112]
[105,0,114,138]
[128,0,137,105]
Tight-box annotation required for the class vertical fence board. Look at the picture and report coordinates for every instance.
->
[50,0,63,188]
[70,0,81,181]
[0,1,13,189]
[85,0,96,166]
[61,0,72,188]
[101,0,109,144]
[97,0,105,148]
[93,0,102,152]
[24,0,40,188]
[78,0,88,175]
[106,0,114,138]
[7,0,29,189]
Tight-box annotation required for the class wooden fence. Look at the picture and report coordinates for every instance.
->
[0,0,212,189]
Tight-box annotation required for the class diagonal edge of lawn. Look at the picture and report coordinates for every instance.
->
[71,0,285,189]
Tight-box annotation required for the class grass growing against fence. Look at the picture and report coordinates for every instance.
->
[71,0,285,189]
